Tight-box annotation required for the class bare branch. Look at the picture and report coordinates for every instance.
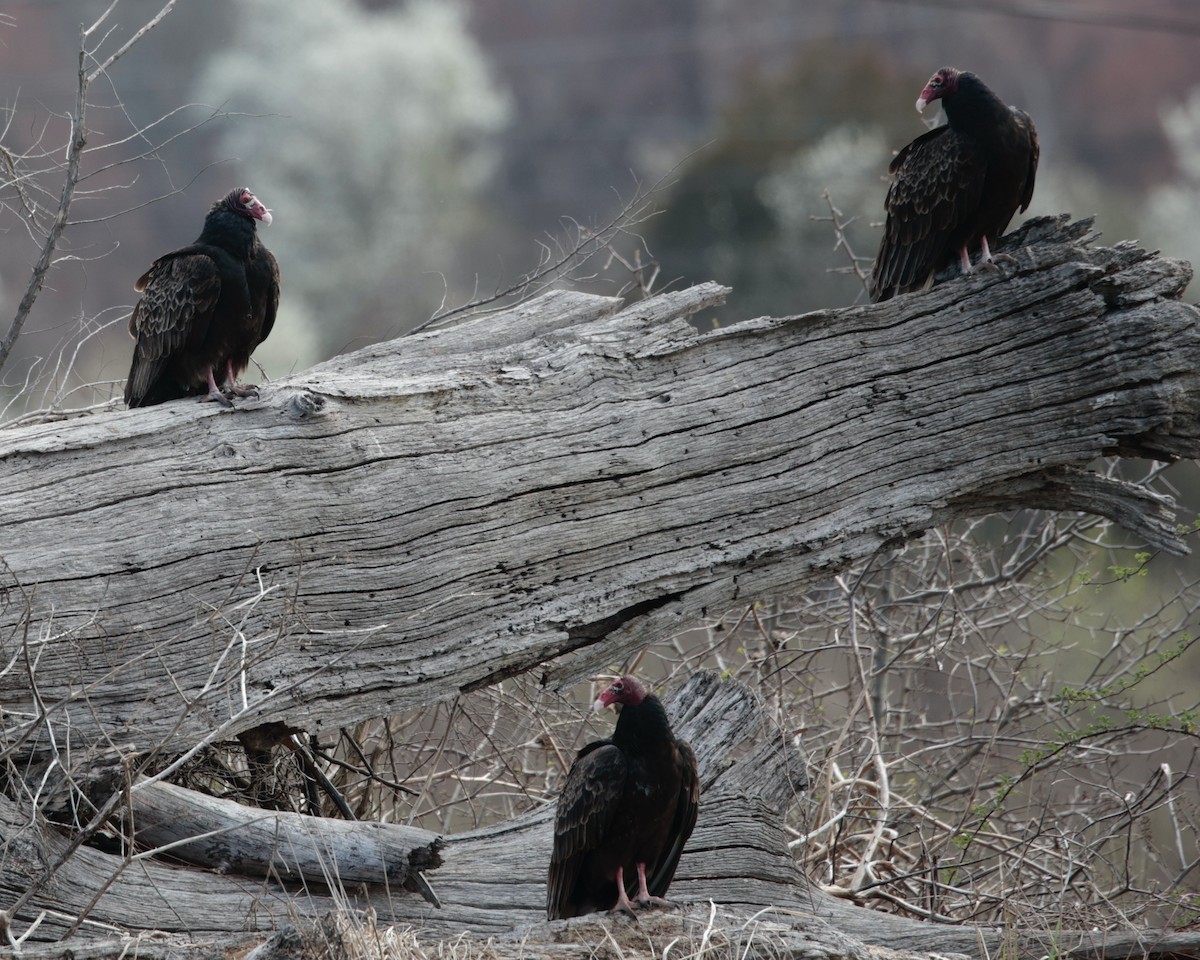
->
[0,31,89,374]
[405,156,698,335]
[84,0,177,84]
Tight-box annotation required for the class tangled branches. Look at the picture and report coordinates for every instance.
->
[158,465,1200,934]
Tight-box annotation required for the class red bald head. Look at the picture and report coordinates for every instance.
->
[916,66,961,114]
[593,676,649,714]
[223,187,273,226]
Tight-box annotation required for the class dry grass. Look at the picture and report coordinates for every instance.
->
[250,903,857,960]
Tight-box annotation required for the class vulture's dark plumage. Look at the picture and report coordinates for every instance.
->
[125,187,280,408]
[870,67,1039,302]
[547,676,700,920]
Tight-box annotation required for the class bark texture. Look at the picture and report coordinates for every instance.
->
[2,216,1198,959]
[3,217,1196,760]
[125,779,443,899]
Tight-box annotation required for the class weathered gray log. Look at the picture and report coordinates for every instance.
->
[2,216,1198,767]
[4,217,1200,960]
[124,779,442,901]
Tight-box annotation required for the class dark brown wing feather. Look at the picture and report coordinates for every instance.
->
[546,741,626,920]
[124,253,221,407]
[1014,108,1039,213]
[870,126,986,302]
[247,241,280,348]
[646,738,700,898]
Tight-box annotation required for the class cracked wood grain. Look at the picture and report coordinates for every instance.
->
[1,218,1199,764]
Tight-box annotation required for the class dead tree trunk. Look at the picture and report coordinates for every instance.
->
[1,216,1199,959]
[3,216,1196,755]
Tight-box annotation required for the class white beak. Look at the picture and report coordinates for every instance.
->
[915,97,928,113]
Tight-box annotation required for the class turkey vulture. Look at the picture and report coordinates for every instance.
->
[869,67,1039,302]
[124,187,280,408]
[547,676,700,920]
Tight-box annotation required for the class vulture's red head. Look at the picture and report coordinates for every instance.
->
[224,187,273,227]
[916,66,961,114]
[593,676,648,714]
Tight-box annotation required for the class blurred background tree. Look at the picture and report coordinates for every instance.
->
[196,0,510,362]
[644,45,914,317]
[1145,87,1200,282]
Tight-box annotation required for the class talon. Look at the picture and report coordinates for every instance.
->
[977,235,1017,273]
[223,383,260,399]
[607,866,641,919]
[221,359,260,398]
[200,390,234,408]
[635,895,677,910]
[202,369,234,406]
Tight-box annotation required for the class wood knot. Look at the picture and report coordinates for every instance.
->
[284,391,328,420]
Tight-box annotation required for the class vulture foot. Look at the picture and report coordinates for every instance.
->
[631,863,678,911]
[200,387,234,408]
[977,235,1018,272]
[608,866,641,920]
[221,360,260,399]
[222,359,260,399]
[223,383,260,399]
[634,895,678,911]
[202,368,235,407]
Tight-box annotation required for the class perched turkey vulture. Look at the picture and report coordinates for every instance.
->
[546,676,700,920]
[124,187,280,408]
[869,67,1039,302]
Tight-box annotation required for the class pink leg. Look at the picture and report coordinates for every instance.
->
[608,866,638,918]
[221,360,260,398]
[962,237,1011,277]
[981,234,1018,267]
[634,862,676,909]
[975,235,1000,273]
[199,367,234,407]
[958,245,973,275]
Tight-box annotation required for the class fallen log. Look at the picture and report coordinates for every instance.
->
[125,779,442,902]
[3,217,1198,764]
[2,216,1199,958]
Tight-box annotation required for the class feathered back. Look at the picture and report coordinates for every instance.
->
[546,682,700,919]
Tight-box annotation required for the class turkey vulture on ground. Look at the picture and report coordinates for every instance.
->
[124,187,280,408]
[547,676,700,920]
[869,67,1039,302]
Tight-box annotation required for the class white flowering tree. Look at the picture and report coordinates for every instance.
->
[1145,87,1200,299]
[757,123,890,303]
[197,0,509,360]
